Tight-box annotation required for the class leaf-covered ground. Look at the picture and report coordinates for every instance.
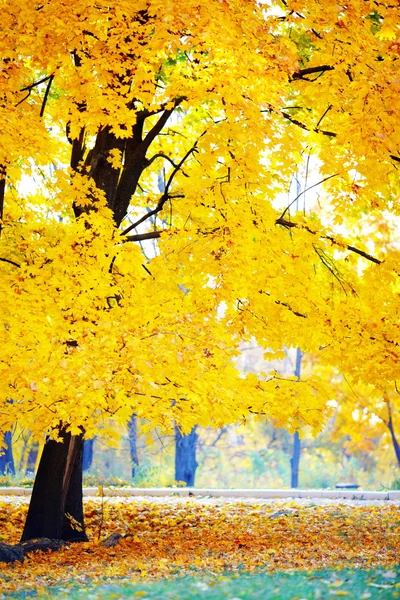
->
[0,498,399,595]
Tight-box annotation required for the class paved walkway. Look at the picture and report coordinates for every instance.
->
[1,487,399,506]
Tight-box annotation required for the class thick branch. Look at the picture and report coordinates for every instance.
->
[125,231,162,242]
[142,98,184,149]
[259,290,307,318]
[39,74,54,118]
[121,132,205,237]
[136,96,186,121]
[112,104,184,226]
[276,217,382,265]
[290,65,334,81]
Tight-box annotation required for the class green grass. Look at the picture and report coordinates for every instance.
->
[3,569,399,599]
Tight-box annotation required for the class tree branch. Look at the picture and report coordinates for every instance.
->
[39,74,54,117]
[290,65,334,81]
[0,257,21,268]
[121,131,206,237]
[282,113,399,168]
[144,153,188,176]
[142,97,185,150]
[316,104,333,129]
[125,231,162,242]
[16,75,54,110]
[276,217,382,265]
[281,111,337,137]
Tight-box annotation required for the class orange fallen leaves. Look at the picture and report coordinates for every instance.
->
[0,498,399,592]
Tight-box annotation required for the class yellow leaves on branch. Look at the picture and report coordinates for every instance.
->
[0,0,399,442]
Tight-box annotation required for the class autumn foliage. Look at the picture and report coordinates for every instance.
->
[1,498,399,589]
[0,1,399,459]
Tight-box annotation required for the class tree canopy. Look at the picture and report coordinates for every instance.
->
[1,0,399,444]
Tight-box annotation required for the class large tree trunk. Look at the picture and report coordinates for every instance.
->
[175,425,198,487]
[128,415,139,478]
[21,429,87,542]
[0,431,15,476]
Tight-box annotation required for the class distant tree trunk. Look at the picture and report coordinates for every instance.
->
[387,402,400,468]
[25,441,39,475]
[290,348,302,488]
[0,431,15,476]
[82,438,95,472]
[291,431,301,488]
[175,425,198,486]
[21,429,87,542]
[128,415,139,478]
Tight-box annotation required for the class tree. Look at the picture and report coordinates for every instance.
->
[175,425,198,486]
[25,440,39,476]
[127,416,139,478]
[1,0,399,541]
[326,374,400,471]
[82,438,95,473]
[0,431,15,476]
[291,349,303,488]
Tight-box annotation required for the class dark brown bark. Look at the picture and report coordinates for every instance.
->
[21,429,87,542]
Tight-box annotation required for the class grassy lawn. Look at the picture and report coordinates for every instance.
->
[2,569,399,599]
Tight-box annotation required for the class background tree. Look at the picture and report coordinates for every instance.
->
[175,425,198,487]
[291,350,303,488]
[0,432,15,476]
[127,416,139,478]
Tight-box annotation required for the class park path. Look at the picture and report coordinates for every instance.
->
[0,487,399,506]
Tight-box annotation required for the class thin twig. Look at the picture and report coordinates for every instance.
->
[279,173,339,220]
[316,104,333,129]
[0,257,21,268]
